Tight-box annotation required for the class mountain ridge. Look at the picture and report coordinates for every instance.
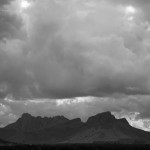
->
[0,111,150,144]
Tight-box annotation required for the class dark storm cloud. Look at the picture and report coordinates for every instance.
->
[0,0,23,40]
[0,0,12,6]
[0,13,23,39]
[108,0,150,21]
[0,0,150,99]
[108,0,150,5]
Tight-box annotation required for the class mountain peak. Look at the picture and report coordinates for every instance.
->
[21,113,33,118]
[98,111,113,117]
[93,111,114,118]
[118,118,129,125]
[87,111,116,125]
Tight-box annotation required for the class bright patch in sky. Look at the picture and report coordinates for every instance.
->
[56,97,93,106]
[124,6,137,22]
[125,6,136,15]
[20,0,31,9]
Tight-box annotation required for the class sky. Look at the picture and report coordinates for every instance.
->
[1,0,150,131]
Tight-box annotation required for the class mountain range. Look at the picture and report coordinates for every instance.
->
[0,112,150,145]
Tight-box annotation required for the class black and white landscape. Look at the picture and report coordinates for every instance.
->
[1,0,150,149]
[0,111,150,145]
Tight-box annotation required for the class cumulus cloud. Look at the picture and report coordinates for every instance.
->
[0,0,150,99]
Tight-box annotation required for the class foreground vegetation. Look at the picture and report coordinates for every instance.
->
[1,144,150,150]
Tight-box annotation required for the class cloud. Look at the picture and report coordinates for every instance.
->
[0,0,23,40]
[0,0,150,99]
[0,0,12,6]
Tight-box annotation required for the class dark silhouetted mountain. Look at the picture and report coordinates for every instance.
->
[5,113,69,132]
[0,138,15,146]
[0,112,150,144]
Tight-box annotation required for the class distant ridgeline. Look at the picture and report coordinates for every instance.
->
[0,112,150,145]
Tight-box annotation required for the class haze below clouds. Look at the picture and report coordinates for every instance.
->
[1,0,150,131]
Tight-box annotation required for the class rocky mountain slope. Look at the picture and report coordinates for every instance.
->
[0,112,149,144]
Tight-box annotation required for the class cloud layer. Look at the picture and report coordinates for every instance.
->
[0,0,150,99]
